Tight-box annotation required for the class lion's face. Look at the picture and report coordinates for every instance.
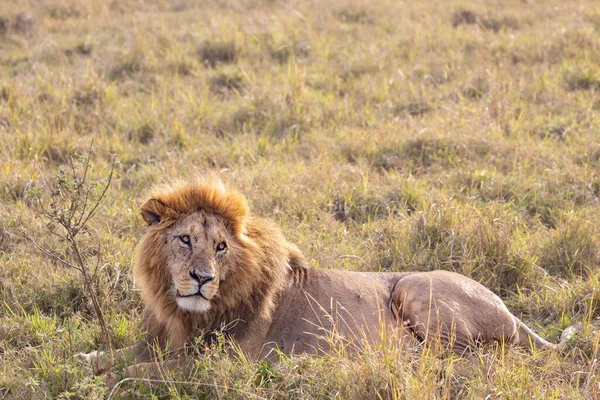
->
[135,180,303,348]
[162,211,234,313]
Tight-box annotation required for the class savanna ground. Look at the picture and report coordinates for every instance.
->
[1,0,600,398]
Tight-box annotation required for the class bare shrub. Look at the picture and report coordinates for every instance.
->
[22,146,116,348]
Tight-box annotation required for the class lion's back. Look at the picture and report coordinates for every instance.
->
[262,269,409,357]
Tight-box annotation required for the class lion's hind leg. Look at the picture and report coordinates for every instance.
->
[388,271,520,353]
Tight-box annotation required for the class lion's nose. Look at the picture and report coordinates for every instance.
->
[189,270,215,286]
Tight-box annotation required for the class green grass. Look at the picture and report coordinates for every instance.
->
[1,0,600,398]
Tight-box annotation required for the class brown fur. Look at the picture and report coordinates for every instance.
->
[134,179,304,350]
[77,178,566,387]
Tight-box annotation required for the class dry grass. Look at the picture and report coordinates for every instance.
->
[1,0,600,398]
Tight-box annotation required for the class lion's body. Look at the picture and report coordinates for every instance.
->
[77,179,557,385]
[237,268,552,359]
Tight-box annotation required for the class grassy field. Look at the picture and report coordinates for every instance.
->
[1,0,600,398]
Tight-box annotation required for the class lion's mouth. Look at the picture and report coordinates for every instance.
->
[176,290,210,301]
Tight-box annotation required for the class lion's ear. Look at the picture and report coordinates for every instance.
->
[141,198,168,226]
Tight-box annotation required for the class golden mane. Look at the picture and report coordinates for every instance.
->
[133,178,307,349]
[141,178,249,234]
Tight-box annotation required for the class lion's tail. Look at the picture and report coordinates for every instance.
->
[513,318,556,350]
[513,318,580,351]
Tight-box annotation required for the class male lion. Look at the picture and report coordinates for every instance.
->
[78,179,566,386]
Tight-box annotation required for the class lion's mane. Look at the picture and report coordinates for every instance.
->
[133,178,307,348]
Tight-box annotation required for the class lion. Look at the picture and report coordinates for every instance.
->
[77,178,569,386]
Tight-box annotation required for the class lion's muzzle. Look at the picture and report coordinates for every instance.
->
[176,271,219,305]
[175,273,219,312]
[189,271,215,287]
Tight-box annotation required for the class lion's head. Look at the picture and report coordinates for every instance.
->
[134,178,305,347]
[140,202,244,313]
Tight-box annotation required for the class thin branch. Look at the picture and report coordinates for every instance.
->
[65,157,79,228]
[80,160,115,228]
[76,142,94,228]
[70,234,111,347]
[20,227,82,272]
[91,229,102,281]
[46,226,70,242]
[33,195,55,222]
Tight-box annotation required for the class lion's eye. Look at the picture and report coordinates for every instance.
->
[180,235,191,245]
[216,242,227,252]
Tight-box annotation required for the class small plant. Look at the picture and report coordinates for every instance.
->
[254,359,278,387]
[22,145,116,349]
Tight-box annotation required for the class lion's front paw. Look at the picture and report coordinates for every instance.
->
[74,350,113,375]
[74,351,98,375]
